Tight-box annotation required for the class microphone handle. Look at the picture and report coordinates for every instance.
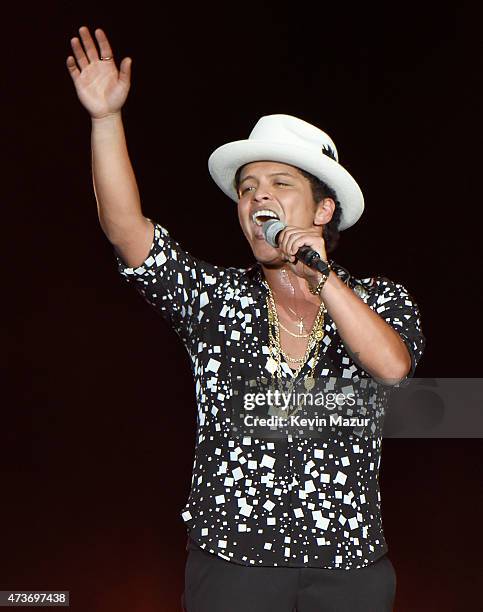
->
[295,246,330,274]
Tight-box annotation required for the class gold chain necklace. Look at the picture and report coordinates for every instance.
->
[280,350,306,363]
[264,281,326,402]
[277,319,310,338]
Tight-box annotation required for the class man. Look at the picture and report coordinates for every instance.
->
[67,26,425,612]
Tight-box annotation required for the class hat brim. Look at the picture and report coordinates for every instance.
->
[208,140,364,231]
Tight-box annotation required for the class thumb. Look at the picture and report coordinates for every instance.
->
[119,57,132,84]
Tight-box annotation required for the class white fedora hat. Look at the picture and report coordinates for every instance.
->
[208,114,364,231]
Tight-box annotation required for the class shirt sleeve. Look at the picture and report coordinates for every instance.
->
[368,277,426,387]
[114,219,226,344]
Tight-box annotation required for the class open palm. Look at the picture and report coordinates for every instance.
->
[66,27,132,119]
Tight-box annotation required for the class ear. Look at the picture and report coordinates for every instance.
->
[314,198,336,226]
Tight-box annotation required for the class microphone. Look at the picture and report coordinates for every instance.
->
[262,219,330,274]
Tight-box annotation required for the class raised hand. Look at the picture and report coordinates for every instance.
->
[66,26,132,119]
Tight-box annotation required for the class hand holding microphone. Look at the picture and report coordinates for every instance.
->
[262,220,331,276]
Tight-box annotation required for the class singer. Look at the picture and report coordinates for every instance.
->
[67,27,425,612]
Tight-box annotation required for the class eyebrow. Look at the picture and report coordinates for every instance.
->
[239,172,297,185]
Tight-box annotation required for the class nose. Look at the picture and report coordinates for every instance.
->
[253,185,273,202]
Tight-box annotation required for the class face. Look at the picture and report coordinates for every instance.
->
[237,161,334,265]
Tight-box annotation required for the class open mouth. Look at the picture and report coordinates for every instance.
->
[251,209,280,226]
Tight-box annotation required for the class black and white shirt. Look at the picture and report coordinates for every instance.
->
[115,220,425,569]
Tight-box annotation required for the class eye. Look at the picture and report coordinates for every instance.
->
[240,185,255,195]
[275,182,290,187]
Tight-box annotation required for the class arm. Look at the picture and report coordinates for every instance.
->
[319,271,413,384]
[91,112,153,267]
[277,223,424,386]
[67,26,152,267]
[67,27,227,341]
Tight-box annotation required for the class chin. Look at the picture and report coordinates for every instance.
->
[242,227,280,265]
[250,243,282,266]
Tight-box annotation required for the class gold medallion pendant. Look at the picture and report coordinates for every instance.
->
[304,377,315,391]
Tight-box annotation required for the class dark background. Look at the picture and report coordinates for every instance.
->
[2,2,482,610]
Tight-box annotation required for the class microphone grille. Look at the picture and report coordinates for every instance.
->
[263,220,286,247]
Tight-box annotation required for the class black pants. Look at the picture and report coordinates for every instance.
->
[182,539,396,612]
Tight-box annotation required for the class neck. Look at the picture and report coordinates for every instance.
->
[260,263,314,301]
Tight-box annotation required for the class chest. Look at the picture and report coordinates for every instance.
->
[194,287,341,382]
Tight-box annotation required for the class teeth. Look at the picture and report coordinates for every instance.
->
[252,209,280,226]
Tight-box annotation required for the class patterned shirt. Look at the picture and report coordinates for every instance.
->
[115,220,425,569]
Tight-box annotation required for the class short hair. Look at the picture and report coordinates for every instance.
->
[234,164,342,253]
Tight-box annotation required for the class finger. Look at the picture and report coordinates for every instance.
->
[119,57,132,85]
[278,227,307,246]
[94,28,114,59]
[66,55,80,81]
[278,228,312,262]
[70,36,89,69]
[278,232,296,260]
[78,25,100,63]
[280,238,298,262]
[285,231,310,255]
[288,232,316,251]
[277,227,299,252]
